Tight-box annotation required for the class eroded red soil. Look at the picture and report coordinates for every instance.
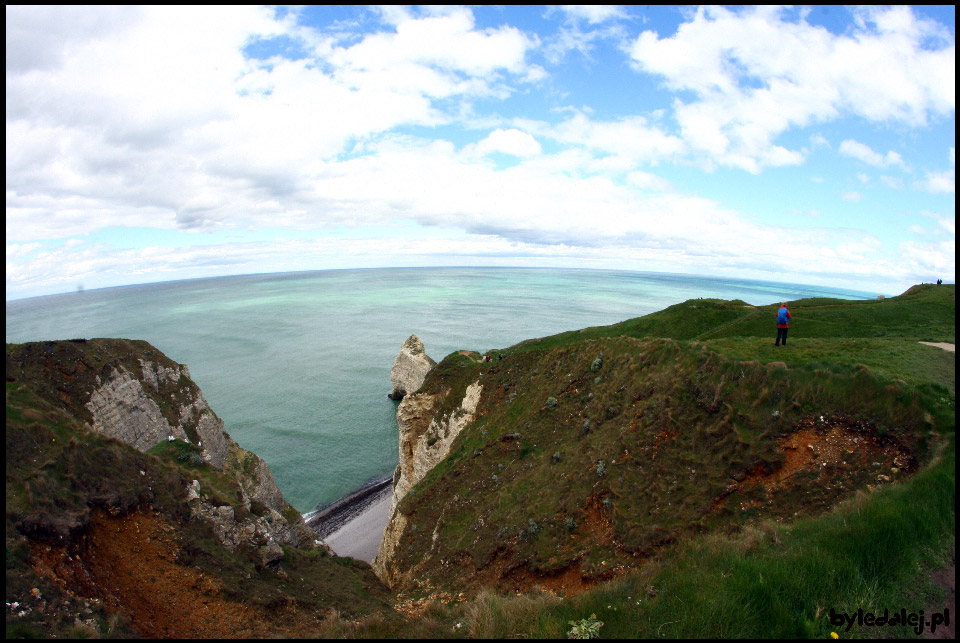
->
[458,416,917,600]
[30,509,310,638]
[744,417,912,492]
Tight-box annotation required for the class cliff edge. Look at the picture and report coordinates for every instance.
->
[6,338,393,637]
[6,338,315,563]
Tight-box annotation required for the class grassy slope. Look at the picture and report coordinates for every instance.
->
[516,283,954,346]
[365,284,955,638]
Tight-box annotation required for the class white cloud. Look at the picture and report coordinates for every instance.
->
[880,175,904,190]
[559,6,626,25]
[6,6,542,238]
[372,5,413,27]
[897,239,956,280]
[328,8,534,79]
[809,133,830,149]
[625,171,671,191]
[543,112,686,167]
[475,129,542,157]
[629,6,954,171]
[5,242,42,261]
[934,213,955,235]
[915,170,956,194]
[838,140,906,169]
[543,23,605,64]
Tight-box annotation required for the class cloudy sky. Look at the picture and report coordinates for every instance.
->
[6,5,956,300]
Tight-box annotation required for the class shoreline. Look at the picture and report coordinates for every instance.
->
[321,485,393,562]
[304,474,393,538]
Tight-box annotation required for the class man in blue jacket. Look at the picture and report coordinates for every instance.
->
[775,302,791,346]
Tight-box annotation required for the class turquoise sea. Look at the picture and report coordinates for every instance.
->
[5,267,873,513]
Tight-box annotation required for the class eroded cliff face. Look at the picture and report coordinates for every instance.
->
[85,367,177,452]
[373,379,482,586]
[6,339,315,561]
[85,359,230,467]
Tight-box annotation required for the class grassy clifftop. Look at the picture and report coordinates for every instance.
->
[518,282,954,347]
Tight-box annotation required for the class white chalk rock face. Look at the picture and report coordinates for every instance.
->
[388,334,436,400]
[373,379,482,587]
[85,368,174,452]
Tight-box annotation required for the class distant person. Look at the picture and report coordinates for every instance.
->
[937,278,942,285]
[775,302,791,347]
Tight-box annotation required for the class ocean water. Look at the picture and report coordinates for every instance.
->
[5,267,873,512]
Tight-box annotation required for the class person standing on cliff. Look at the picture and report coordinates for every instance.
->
[775,302,791,347]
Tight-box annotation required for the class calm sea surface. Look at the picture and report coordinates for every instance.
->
[6,267,872,512]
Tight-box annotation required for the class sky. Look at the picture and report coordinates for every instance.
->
[5,5,956,300]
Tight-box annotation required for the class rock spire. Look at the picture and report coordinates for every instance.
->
[387,334,436,400]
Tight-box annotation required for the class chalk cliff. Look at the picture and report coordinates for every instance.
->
[373,376,482,586]
[387,334,436,400]
[6,338,397,638]
[6,339,315,562]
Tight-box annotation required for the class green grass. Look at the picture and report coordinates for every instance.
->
[508,284,955,354]
[546,436,956,639]
[384,333,951,595]
[704,337,956,393]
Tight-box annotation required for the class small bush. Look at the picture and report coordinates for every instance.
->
[527,518,540,536]
[568,613,604,639]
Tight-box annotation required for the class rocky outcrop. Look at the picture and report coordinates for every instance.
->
[392,381,482,508]
[387,334,436,400]
[186,480,285,566]
[223,443,319,549]
[373,379,482,585]
[180,396,230,468]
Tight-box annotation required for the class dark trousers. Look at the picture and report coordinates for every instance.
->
[776,327,788,346]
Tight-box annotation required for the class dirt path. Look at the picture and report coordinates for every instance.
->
[919,342,955,352]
